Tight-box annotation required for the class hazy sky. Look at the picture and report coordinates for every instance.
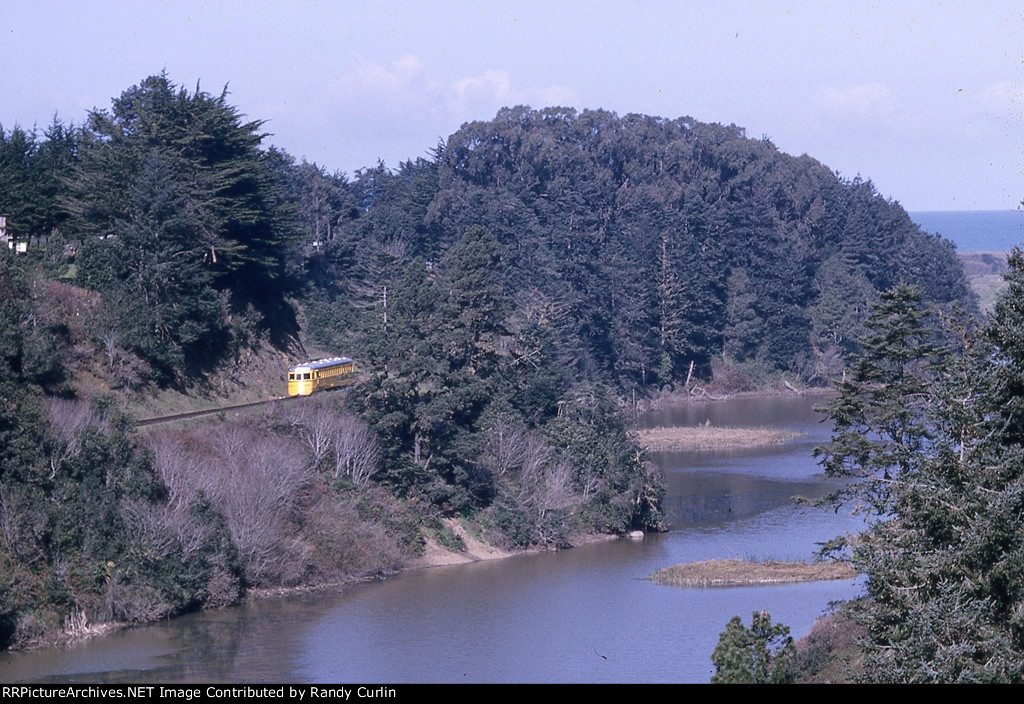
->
[2,0,1021,211]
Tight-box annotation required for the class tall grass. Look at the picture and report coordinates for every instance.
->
[649,559,856,587]
[634,426,800,451]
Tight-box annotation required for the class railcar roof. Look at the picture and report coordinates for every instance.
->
[289,357,353,372]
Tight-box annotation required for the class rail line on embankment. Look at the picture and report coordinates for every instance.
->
[135,395,301,427]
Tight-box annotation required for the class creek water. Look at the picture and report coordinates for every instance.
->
[0,394,866,684]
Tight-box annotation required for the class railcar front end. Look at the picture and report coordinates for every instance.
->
[287,357,355,396]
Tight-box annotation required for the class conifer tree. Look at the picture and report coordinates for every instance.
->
[818,258,1024,681]
[711,611,796,684]
[815,284,941,514]
[65,74,294,381]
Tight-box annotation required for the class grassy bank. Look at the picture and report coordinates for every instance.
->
[633,425,801,451]
[649,559,857,588]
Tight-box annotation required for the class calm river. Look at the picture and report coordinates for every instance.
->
[1,394,866,684]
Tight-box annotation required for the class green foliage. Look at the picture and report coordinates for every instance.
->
[810,255,876,358]
[0,82,986,646]
[711,611,796,684]
[427,518,466,553]
[426,108,970,386]
[0,120,75,239]
[64,73,296,384]
[986,248,1024,444]
[344,201,664,541]
[0,125,42,237]
[722,268,762,362]
[0,390,224,642]
[816,254,1024,681]
[86,154,228,382]
[307,105,989,539]
[542,385,664,534]
[814,285,942,514]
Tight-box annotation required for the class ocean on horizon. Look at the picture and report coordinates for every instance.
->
[909,210,1024,253]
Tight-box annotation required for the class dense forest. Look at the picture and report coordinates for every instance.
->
[797,260,1024,683]
[303,105,972,388]
[711,268,1024,683]
[0,74,981,658]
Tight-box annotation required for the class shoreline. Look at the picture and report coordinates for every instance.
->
[644,385,833,412]
[407,518,618,570]
[11,521,621,652]
[10,386,829,653]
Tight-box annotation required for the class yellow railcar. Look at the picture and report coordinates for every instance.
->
[287,357,355,396]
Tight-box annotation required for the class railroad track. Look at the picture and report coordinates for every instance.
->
[135,395,300,427]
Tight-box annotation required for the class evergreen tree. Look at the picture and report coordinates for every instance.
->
[0,125,41,236]
[809,254,876,359]
[815,284,941,514]
[87,153,226,382]
[818,255,1024,681]
[711,611,796,684]
[986,248,1024,445]
[65,74,296,380]
[722,268,762,362]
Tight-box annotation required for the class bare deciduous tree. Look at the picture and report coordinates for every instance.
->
[482,419,582,547]
[290,400,341,470]
[119,498,178,562]
[146,423,314,584]
[483,416,531,479]
[331,414,380,485]
[200,426,310,583]
[46,398,117,481]
[529,458,580,546]
[99,328,120,369]
[147,431,205,511]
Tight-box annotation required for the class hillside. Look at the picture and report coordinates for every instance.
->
[959,251,1009,312]
[304,107,974,390]
[0,76,975,649]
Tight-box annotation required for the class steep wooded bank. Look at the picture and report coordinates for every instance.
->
[0,76,972,649]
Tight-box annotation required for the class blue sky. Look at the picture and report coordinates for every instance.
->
[2,0,1021,210]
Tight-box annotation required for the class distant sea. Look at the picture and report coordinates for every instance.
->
[909,210,1024,253]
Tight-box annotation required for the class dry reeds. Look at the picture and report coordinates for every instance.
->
[62,609,117,642]
[633,425,800,451]
[649,558,857,588]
